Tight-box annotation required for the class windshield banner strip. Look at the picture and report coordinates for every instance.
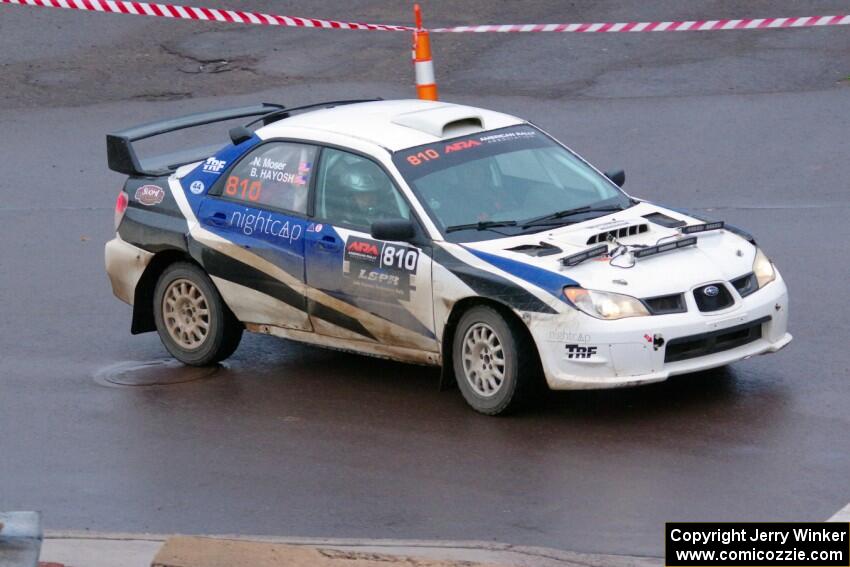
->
[394,125,549,181]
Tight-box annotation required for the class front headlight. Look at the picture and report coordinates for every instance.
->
[563,287,649,320]
[752,248,776,288]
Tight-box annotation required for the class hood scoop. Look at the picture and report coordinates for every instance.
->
[506,242,562,257]
[643,212,687,228]
[586,222,649,245]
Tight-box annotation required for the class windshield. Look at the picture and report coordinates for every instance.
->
[393,125,632,242]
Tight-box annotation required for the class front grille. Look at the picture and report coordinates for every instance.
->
[664,316,770,363]
[693,283,734,312]
[731,272,758,298]
[643,293,687,315]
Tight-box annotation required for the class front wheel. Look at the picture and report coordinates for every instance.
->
[452,305,537,415]
[153,262,242,366]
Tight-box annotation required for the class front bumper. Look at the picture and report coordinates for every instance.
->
[529,272,791,390]
[105,236,153,305]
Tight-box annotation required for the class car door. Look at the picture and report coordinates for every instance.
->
[304,147,438,352]
[196,141,318,332]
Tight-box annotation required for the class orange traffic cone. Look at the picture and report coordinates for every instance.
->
[412,4,438,100]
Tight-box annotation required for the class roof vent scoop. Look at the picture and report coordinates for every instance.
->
[392,105,485,138]
[441,117,483,138]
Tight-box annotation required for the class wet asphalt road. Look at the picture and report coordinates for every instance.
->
[1,0,849,558]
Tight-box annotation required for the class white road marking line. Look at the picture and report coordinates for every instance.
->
[827,502,850,522]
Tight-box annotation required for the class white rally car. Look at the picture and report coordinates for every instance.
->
[105,99,791,414]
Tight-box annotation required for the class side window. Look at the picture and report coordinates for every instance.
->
[218,142,317,214]
[315,148,410,230]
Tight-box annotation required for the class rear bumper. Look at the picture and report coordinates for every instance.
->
[105,236,153,305]
[530,273,791,390]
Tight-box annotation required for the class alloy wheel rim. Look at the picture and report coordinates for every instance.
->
[163,278,210,350]
[461,322,506,397]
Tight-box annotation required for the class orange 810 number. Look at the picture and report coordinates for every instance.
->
[225,175,262,201]
[406,148,439,166]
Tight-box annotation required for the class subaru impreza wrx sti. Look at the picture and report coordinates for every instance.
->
[105,99,791,414]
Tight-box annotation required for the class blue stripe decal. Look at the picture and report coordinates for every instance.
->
[463,247,577,301]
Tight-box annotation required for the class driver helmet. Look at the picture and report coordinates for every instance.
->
[340,162,383,195]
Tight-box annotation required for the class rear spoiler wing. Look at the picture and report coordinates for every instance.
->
[106,103,284,177]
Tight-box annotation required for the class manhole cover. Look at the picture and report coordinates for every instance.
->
[94,359,225,387]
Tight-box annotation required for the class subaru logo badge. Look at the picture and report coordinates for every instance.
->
[704,285,720,297]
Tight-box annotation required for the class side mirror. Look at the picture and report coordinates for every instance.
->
[371,219,415,242]
[605,169,625,187]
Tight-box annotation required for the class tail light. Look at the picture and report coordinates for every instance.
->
[114,191,129,230]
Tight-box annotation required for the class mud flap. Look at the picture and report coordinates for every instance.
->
[438,337,456,391]
[438,364,456,391]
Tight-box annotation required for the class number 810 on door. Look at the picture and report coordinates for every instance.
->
[381,244,419,273]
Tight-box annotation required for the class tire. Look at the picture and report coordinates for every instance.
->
[452,305,538,415]
[153,262,242,366]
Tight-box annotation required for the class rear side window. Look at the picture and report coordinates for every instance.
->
[219,142,317,214]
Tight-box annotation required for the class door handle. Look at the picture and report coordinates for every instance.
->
[317,235,340,252]
[208,211,228,226]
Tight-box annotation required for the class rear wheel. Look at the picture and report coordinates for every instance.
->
[452,305,537,415]
[153,262,242,366]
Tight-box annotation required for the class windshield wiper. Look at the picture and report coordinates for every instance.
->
[445,220,518,233]
[521,205,626,229]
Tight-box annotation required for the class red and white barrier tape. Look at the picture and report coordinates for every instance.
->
[0,0,414,31]
[432,15,850,33]
[431,14,850,33]
[1,0,849,34]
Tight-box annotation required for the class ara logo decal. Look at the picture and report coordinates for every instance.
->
[348,242,380,255]
[202,157,227,174]
[345,239,382,263]
[565,344,598,359]
[444,139,482,153]
[134,185,165,206]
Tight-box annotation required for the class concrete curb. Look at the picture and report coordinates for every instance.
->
[153,536,502,567]
[41,531,661,567]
